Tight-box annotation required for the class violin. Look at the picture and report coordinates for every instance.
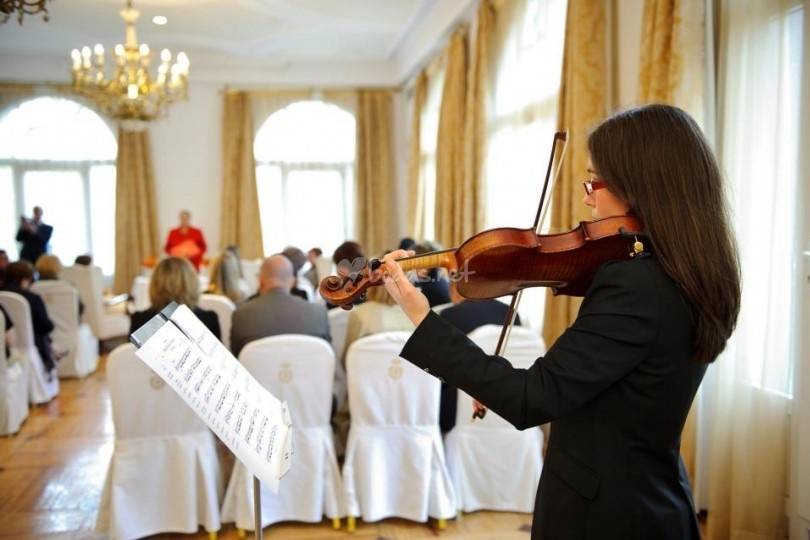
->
[319,215,645,307]
[320,132,646,419]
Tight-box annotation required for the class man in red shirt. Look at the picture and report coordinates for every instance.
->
[164,210,207,271]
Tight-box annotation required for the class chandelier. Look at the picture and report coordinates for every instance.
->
[1,0,50,24]
[70,0,189,121]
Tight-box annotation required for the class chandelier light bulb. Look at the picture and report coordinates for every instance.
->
[161,48,171,62]
[81,46,91,58]
[114,44,125,56]
[94,43,104,56]
[127,84,139,99]
[139,43,150,57]
[176,51,189,68]
[152,15,167,25]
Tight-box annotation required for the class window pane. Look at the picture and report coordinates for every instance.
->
[254,101,355,163]
[0,97,116,161]
[23,171,88,265]
[89,165,116,275]
[257,165,284,255]
[284,169,346,256]
[0,167,17,260]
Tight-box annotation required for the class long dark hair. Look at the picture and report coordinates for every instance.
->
[588,104,741,363]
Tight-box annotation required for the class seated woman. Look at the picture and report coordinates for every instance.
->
[206,251,247,304]
[2,261,56,375]
[35,254,84,317]
[130,257,221,340]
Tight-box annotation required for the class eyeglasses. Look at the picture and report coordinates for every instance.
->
[583,178,607,196]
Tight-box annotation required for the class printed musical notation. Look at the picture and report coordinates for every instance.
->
[133,304,292,493]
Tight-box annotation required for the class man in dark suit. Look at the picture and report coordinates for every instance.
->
[438,283,521,432]
[230,254,330,357]
[16,206,53,264]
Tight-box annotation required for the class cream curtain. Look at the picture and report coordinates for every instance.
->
[220,91,264,259]
[406,73,428,239]
[542,0,608,347]
[113,123,159,294]
[706,0,802,537]
[462,0,495,241]
[435,29,470,249]
[355,90,396,256]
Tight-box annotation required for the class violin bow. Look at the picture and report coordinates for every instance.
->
[473,131,569,420]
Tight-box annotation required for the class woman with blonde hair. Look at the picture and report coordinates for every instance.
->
[129,257,221,339]
[206,251,247,304]
[34,254,63,280]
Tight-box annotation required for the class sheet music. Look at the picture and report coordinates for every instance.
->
[134,304,292,493]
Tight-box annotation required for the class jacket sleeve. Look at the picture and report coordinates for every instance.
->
[400,260,660,430]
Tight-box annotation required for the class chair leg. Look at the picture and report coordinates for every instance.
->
[332,517,341,530]
[347,515,356,533]
[437,518,447,530]
[207,531,218,540]
[236,528,246,538]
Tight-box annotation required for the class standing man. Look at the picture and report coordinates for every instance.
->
[16,206,53,264]
[164,210,207,271]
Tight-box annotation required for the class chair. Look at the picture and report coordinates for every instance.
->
[31,280,98,378]
[221,335,343,531]
[61,265,129,341]
[130,275,151,311]
[444,324,546,513]
[0,292,59,404]
[198,294,236,351]
[96,343,222,540]
[0,309,29,435]
[342,332,455,526]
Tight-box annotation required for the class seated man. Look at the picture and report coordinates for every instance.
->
[231,254,330,357]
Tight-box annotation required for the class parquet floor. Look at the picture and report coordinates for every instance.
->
[0,357,533,539]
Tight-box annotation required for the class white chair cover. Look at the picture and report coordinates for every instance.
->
[198,294,236,351]
[221,335,343,529]
[0,291,59,404]
[444,324,546,513]
[297,276,316,302]
[130,276,151,312]
[343,332,455,523]
[31,280,98,378]
[97,344,222,540]
[62,265,129,340]
[0,309,29,435]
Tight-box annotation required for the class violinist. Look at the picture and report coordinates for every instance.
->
[379,105,741,539]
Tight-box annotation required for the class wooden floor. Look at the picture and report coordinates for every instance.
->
[0,357,533,539]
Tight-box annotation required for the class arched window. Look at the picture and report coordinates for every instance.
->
[254,100,355,256]
[0,97,117,274]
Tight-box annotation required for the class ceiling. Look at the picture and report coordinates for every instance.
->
[0,0,434,73]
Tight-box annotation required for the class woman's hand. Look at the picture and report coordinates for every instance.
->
[381,249,430,326]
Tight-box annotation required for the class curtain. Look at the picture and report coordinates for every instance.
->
[462,0,495,242]
[406,72,428,239]
[542,0,608,347]
[220,91,264,260]
[114,123,159,294]
[706,0,803,537]
[355,90,396,256]
[435,29,470,249]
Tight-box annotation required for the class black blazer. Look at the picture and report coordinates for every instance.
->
[401,254,705,540]
[130,307,221,341]
[16,222,53,264]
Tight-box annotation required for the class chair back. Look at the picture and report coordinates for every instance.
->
[198,294,236,350]
[297,276,315,302]
[459,324,545,429]
[346,332,439,427]
[240,259,262,299]
[239,335,335,428]
[107,343,209,440]
[31,280,79,345]
[0,308,6,368]
[0,291,36,348]
[131,275,151,311]
[61,265,105,335]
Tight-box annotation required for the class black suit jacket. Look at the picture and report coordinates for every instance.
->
[16,222,53,264]
[401,255,705,539]
[130,307,221,341]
